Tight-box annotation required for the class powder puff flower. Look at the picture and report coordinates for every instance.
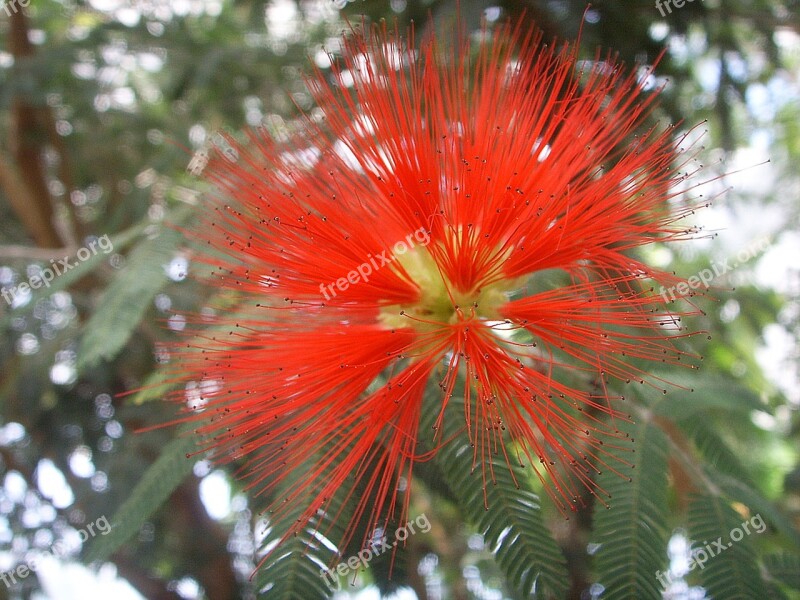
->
[169,18,703,564]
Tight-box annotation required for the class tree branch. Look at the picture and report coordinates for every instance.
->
[0,243,79,260]
[4,7,72,248]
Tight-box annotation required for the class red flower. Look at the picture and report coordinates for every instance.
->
[169,19,703,565]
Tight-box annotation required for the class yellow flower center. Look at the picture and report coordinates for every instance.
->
[378,246,518,333]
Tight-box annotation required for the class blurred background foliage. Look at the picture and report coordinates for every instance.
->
[0,0,799,598]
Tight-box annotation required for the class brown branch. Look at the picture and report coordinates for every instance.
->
[657,417,700,513]
[0,149,61,247]
[42,96,82,245]
[0,243,79,260]
[171,481,240,599]
[4,7,69,248]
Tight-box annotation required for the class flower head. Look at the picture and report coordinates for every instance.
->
[170,18,703,566]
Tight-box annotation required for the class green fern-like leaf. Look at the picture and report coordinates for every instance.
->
[593,420,669,599]
[428,396,568,599]
[646,373,763,420]
[84,430,199,563]
[366,537,412,597]
[78,226,184,370]
[707,470,800,549]
[686,493,764,599]
[254,516,340,600]
[0,222,144,329]
[130,367,179,405]
[764,552,800,591]
[250,430,414,598]
[678,418,754,484]
[255,538,337,599]
[253,457,357,599]
[129,296,255,405]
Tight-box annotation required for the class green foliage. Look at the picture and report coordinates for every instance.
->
[78,225,184,370]
[593,421,670,599]
[0,223,144,329]
[681,419,754,483]
[429,396,569,599]
[255,535,336,600]
[647,372,765,421]
[252,447,358,598]
[128,296,257,404]
[1,1,799,598]
[84,430,199,563]
[708,470,800,550]
[686,494,765,599]
[764,552,800,592]
[130,367,180,405]
[366,537,412,597]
